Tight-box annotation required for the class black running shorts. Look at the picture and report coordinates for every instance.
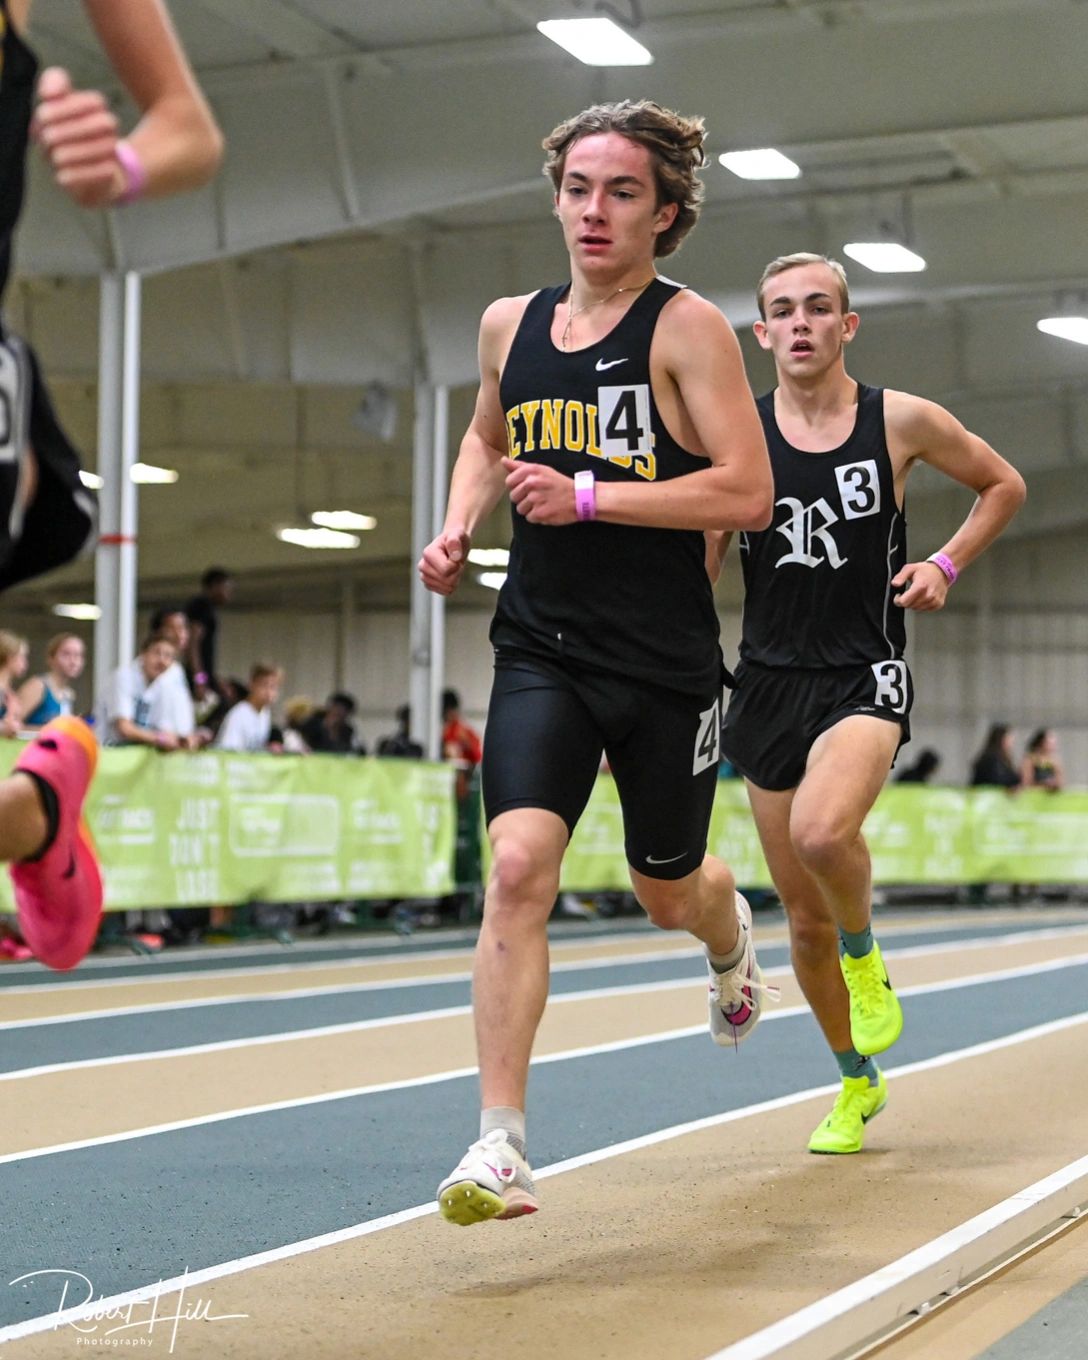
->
[0,332,96,591]
[482,651,723,881]
[721,658,912,792]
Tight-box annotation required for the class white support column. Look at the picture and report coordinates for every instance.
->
[93,271,141,711]
[409,380,437,756]
[428,384,450,756]
[335,577,355,692]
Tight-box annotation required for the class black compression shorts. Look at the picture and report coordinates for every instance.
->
[482,650,723,881]
[721,658,912,792]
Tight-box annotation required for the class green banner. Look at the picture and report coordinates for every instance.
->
[557,779,1088,890]
[0,745,456,911]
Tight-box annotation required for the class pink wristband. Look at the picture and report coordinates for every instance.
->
[115,140,148,205]
[926,551,958,584]
[574,470,596,522]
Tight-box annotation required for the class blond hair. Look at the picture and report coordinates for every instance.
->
[757,253,850,319]
[250,661,282,685]
[0,630,27,670]
[543,100,707,258]
[46,632,83,663]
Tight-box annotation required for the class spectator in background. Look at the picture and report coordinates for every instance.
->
[378,704,424,759]
[1021,728,1064,791]
[185,567,233,707]
[970,724,1021,791]
[145,605,202,748]
[15,632,85,728]
[0,630,29,736]
[300,691,363,754]
[104,636,180,749]
[442,688,482,800]
[216,663,282,752]
[281,696,316,754]
[895,747,942,784]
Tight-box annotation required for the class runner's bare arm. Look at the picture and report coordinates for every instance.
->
[887,391,1026,610]
[419,298,522,597]
[33,0,222,208]
[704,529,733,585]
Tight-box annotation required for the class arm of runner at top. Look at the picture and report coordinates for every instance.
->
[886,391,1026,612]
[32,0,223,210]
[418,298,522,598]
[503,292,773,533]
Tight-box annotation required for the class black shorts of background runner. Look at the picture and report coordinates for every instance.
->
[0,334,96,591]
[483,651,723,882]
[721,657,912,793]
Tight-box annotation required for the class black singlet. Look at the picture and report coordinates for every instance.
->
[491,278,723,696]
[738,383,908,668]
[0,0,35,311]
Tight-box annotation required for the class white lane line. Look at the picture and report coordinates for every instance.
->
[2,914,1082,999]
[704,1156,1088,1360]
[0,1008,1085,1348]
[1,951,1086,1153]
[2,946,1087,1087]
[5,922,1087,1030]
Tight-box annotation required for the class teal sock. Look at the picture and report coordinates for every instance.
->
[833,1048,878,1085]
[839,923,874,959]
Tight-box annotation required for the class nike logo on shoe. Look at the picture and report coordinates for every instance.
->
[595,357,627,371]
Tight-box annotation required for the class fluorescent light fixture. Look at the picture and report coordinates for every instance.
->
[79,470,104,490]
[1037,316,1088,346]
[537,18,652,65]
[476,572,507,591]
[311,510,377,531]
[719,148,801,180]
[277,526,360,550]
[843,242,927,273]
[53,603,101,621]
[131,462,179,484]
[468,548,511,567]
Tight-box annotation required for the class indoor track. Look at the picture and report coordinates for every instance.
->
[1,906,1085,1359]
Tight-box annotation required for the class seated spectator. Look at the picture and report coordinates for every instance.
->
[442,688,482,799]
[216,663,283,752]
[15,632,85,729]
[300,691,363,754]
[1021,728,1064,791]
[895,747,942,784]
[970,723,1021,791]
[145,605,203,749]
[377,704,424,758]
[281,696,316,754]
[103,635,181,749]
[0,629,29,737]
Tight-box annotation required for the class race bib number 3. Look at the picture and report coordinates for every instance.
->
[835,459,880,519]
[871,660,909,713]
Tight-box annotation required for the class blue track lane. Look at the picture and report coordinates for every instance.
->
[3,922,1086,1075]
[2,962,1086,1328]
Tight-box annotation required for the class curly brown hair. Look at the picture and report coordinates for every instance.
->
[543,100,707,258]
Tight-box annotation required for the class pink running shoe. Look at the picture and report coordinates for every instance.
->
[0,935,33,963]
[10,716,102,971]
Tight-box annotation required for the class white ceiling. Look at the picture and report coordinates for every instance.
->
[7,0,1088,616]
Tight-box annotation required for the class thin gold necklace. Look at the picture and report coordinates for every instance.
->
[561,275,656,351]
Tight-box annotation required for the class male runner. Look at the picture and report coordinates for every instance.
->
[716,253,1025,1153]
[420,99,774,1225]
[0,0,221,968]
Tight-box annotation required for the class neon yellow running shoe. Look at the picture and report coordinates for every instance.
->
[840,939,903,1055]
[808,1070,888,1154]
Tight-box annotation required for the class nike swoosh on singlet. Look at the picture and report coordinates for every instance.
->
[595,357,627,371]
